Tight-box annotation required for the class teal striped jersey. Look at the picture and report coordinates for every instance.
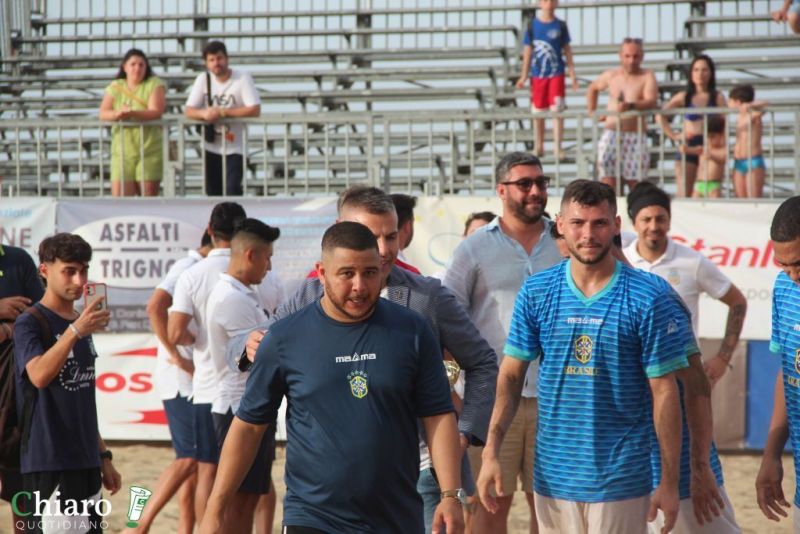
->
[505,260,693,502]
[769,271,800,508]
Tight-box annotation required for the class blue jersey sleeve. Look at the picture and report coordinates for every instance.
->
[503,282,541,362]
[770,275,783,354]
[639,291,692,378]
[561,19,571,46]
[236,329,287,425]
[414,320,455,418]
[522,20,533,46]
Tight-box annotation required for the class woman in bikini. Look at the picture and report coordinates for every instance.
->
[99,49,166,197]
[659,55,727,197]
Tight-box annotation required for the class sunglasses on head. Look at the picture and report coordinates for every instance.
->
[501,176,551,191]
[623,37,643,44]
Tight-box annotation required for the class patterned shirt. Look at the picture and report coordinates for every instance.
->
[505,260,693,501]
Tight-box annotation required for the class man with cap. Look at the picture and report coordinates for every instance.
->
[623,182,746,534]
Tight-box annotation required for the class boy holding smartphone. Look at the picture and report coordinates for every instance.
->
[13,233,121,533]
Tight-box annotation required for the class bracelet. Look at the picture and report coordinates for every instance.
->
[68,323,82,339]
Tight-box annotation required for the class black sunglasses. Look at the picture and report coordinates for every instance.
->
[623,37,643,44]
[501,176,551,191]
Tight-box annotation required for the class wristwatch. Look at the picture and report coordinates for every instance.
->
[440,488,467,506]
[100,450,113,461]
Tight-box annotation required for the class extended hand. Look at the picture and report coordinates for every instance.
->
[101,459,122,495]
[756,457,790,521]
[476,454,505,514]
[648,482,679,534]
[703,355,730,389]
[0,296,32,320]
[431,498,465,534]
[690,463,724,525]
[246,329,266,362]
[73,296,110,336]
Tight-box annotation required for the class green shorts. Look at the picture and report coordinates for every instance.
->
[694,180,721,197]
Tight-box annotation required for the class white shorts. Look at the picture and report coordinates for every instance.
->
[534,492,650,534]
[647,485,741,534]
[597,129,650,181]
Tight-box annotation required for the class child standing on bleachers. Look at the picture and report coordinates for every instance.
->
[682,115,727,198]
[729,84,768,198]
[516,0,577,160]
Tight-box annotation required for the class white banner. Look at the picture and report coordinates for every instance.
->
[405,197,782,341]
[0,197,56,260]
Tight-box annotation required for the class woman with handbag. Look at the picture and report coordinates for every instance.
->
[99,48,166,197]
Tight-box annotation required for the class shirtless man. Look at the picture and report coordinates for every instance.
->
[587,38,658,194]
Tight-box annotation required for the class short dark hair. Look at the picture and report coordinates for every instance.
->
[116,48,154,81]
[38,233,92,264]
[495,152,543,184]
[391,194,417,228]
[627,182,671,221]
[561,180,617,212]
[771,196,800,243]
[463,211,496,236]
[201,231,212,248]
[337,185,395,216]
[730,84,755,103]
[232,218,280,245]
[549,221,563,240]
[321,221,379,255]
[202,40,228,59]
[208,202,247,241]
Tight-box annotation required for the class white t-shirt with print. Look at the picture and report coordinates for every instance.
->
[185,69,260,155]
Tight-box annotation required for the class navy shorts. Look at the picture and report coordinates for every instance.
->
[192,403,220,463]
[163,395,194,459]
[212,409,275,494]
[675,135,704,165]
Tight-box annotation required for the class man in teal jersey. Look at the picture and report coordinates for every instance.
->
[478,180,695,534]
[756,196,800,529]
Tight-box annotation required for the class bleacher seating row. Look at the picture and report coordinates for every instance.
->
[0,0,797,197]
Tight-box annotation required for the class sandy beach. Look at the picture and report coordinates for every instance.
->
[0,444,795,533]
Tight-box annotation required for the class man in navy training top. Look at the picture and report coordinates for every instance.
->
[756,196,800,529]
[200,221,465,534]
[13,233,121,533]
[478,180,697,534]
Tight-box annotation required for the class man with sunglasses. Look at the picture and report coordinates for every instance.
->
[587,37,659,195]
[444,152,562,534]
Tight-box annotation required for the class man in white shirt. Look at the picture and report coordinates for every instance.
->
[623,182,746,534]
[185,41,260,196]
[168,201,247,526]
[206,218,282,534]
[127,232,212,534]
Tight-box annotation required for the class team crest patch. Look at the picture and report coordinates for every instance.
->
[667,268,680,286]
[347,370,369,399]
[795,349,800,376]
[574,335,593,364]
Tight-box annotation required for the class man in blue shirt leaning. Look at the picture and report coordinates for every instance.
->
[478,180,693,534]
[200,222,465,534]
[756,196,800,528]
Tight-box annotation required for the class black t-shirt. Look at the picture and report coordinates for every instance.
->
[0,244,44,352]
[13,303,100,473]
[238,299,454,533]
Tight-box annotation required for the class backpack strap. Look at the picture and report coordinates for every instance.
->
[25,305,56,349]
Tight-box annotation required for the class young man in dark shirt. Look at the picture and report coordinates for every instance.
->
[13,233,121,533]
[201,222,465,534]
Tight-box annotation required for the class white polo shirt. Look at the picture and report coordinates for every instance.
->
[206,272,284,414]
[623,237,732,332]
[171,248,231,404]
[154,249,202,400]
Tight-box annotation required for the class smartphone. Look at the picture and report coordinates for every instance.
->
[83,283,108,311]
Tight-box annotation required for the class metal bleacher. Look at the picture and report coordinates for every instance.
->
[0,0,798,198]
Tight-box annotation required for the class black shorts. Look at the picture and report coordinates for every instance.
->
[193,402,220,464]
[163,394,194,459]
[20,467,104,534]
[204,151,243,196]
[0,467,23,503]
[212,409,275,494]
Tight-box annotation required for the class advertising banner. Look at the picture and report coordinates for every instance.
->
[57,198,337,332]
[0,197,56,260]
[406,197,782,340]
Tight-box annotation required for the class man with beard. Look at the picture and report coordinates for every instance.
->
[478,180,691,534]
[230,185,497,532]
[444,151,562,534]
[200,222,464,534]
[587,38,659,193]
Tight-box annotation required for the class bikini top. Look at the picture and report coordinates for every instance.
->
[684,91,716,122]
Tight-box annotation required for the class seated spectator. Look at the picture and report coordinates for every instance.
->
[99,48,166,197]
[659,55,727,197]
[771,0,800,33]
[729,84,768,198]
